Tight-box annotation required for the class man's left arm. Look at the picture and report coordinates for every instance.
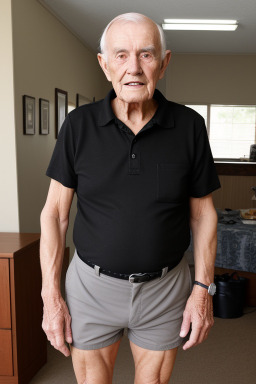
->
[180,193,218,350]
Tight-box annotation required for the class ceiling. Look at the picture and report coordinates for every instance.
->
[39,0,256,54]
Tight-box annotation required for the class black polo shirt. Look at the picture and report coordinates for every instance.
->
[46,89,220,274]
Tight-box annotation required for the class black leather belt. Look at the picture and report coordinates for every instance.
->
[81,257,180,283]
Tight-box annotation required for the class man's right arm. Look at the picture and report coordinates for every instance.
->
[40,179,75,357]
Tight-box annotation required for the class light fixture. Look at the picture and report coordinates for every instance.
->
[162,19,238,31]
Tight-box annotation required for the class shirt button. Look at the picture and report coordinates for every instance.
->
[131,153,136,159]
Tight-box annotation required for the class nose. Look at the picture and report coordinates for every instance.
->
[127,55,142,76]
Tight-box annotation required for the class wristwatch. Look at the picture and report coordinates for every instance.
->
[193,281,216,296]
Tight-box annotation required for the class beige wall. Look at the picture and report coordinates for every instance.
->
[0,0,19,231]
[166,54,256,209]
[166,54,256,104]
[11,0,110,253]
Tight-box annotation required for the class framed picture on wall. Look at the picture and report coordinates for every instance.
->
[76,93,92,108]
[23,95,35,135]
[55,88,68,138]
[39,98,49,135]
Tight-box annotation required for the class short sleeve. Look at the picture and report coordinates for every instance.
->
[46,115,77,189]
[189,122,221,197]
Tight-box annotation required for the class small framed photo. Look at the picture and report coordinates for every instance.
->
[23,95,35,135]
[39,98,49,135]
[55,88,68,138]
[76,93,92,108]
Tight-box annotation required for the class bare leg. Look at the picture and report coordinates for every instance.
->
[130,341,178,384]
[70,339,121,384]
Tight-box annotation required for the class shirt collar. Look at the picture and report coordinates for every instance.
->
[98,88,174,129]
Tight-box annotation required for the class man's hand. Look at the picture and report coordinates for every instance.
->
[179,285,214,350]
[42,294,72,357]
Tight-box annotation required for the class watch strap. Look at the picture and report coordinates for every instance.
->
[193,281,209,290]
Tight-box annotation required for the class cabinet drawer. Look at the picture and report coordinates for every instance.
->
[0,329,13,376]
[0,259,11,328]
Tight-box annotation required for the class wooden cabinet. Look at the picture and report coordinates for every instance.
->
[0,233,46,383]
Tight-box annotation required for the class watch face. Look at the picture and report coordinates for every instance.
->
[208,283,216,296]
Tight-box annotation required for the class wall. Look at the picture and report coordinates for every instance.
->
[166,54,256,104]
[0,0,19,231]
[166,54,256,209]
[11,0,110,253]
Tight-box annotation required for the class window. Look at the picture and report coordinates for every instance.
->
[210,106,256,159]
[186,104,256,159]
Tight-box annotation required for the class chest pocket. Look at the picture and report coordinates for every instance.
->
[157,163,189,203]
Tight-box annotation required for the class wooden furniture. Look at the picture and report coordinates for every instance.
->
[0,233,46,383]
[0,233,70,383]
[215,162,256,176]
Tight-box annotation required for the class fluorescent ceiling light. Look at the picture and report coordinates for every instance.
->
[162,24,238,31]
[164,19,237,24]
[162,19,238,31]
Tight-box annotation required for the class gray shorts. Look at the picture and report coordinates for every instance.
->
[65,251,192,351]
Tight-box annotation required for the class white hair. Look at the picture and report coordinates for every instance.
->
[99,13,167,61]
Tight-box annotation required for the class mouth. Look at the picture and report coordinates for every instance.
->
[124,82,144,87]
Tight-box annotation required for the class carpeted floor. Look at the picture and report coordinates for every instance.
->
[30,308,256,384]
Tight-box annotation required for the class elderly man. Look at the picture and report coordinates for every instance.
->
[40,12,220,384]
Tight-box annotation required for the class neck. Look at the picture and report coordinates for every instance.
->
[111,97,158,126]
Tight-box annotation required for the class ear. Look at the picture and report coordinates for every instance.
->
[97,53,112,82]
[159,50,171,80]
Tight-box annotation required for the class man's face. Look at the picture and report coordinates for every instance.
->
[98,20,170,104]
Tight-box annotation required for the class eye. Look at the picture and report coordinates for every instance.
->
[116,53,127,61]
[140,52,153,61]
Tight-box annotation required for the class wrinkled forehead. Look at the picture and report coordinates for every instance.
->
[105,19,161,53]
